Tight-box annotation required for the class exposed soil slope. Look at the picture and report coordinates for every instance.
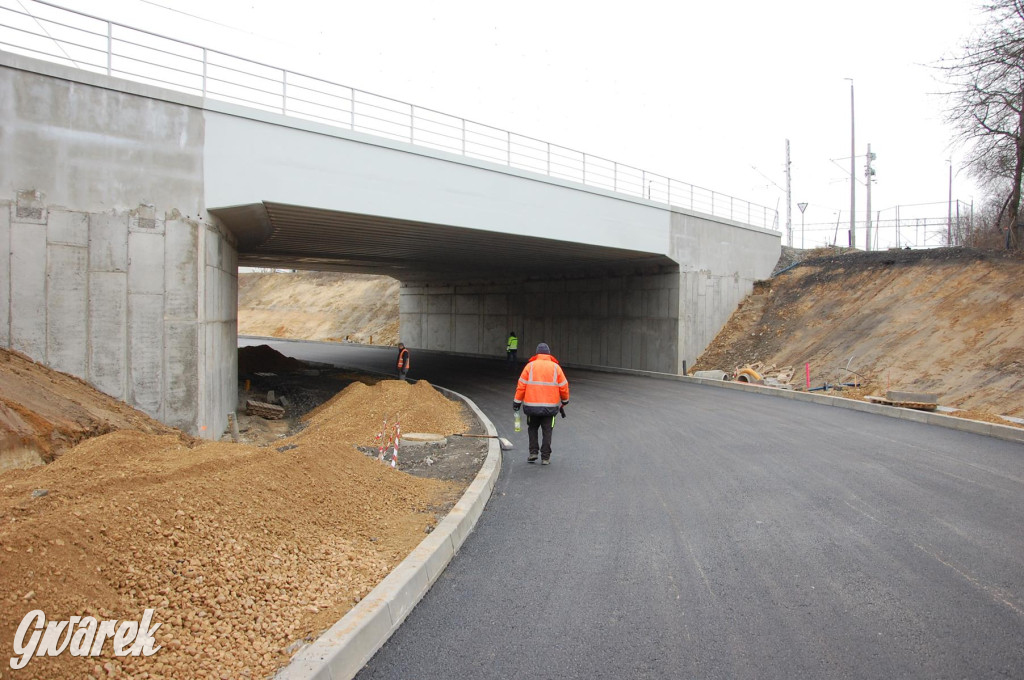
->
[693,247,1024,418]
[0,349,184,471]
[238,271,400,345]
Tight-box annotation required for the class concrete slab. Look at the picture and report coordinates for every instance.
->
[204,223,227,271]
[426,293,452,314]
[128,230,166,295]
[163,321,199,433]
[89,212,128,272]
[885,390,938,404]
[454,314,480,354]
[398,313,422,346]
[0,204,9,347]
[128,292,164,418]
[203,264,222,322]
[46,209,88,246]
[220,267,236,322]
[10,222,47,360]
[454,293,480,314]
[45,244,88,376]
[164,219,199,320]
[88,271,127,400]
[425,313,451,348]
[483,293,508,315]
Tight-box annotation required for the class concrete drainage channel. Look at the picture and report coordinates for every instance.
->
[274,385,501,680]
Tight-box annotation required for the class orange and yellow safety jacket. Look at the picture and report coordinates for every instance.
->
[513,354,569,417]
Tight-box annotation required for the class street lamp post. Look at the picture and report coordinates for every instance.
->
[845,78,855,249]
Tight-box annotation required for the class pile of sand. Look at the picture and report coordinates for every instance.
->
[0,380,469,679]
[299,379,469,448]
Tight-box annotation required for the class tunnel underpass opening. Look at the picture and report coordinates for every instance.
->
[220,202,683,371]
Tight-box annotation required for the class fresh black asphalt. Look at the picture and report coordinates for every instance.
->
[241,339,1024,679]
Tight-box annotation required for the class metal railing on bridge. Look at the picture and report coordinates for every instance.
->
[0,0,779,231]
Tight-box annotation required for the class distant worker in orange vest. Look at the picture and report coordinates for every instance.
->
[512,342,569,465]
[396,343,410,381]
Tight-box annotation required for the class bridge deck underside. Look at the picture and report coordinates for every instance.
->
[212,202,673,281]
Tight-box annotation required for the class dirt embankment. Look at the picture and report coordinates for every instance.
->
[0,377,473,679]
[694,247,1024,418]
[0,349,184,472]
[238,271,400,345]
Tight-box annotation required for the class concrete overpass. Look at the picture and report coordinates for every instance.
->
[0,15,779,438]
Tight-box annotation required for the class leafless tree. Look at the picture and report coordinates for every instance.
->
[938,0,1024,249]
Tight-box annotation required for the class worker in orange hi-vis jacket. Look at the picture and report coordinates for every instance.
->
[396,343,410,381]
[512,343,569,465]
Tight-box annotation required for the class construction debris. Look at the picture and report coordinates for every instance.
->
[885,390,937,404]
[732,362,795,388]
[693,370,729,380]
[865,391,939,411]
[246,399,286,420]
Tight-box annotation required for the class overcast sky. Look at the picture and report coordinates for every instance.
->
[29,0,986,248]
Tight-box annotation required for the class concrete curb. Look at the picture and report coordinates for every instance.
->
[580,364,1024,446]
[275,386,501,680]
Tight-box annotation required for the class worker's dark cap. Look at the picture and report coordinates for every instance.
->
[536,342,550,354]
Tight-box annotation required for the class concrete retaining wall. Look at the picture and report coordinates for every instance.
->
[0,56,236,438]
[400,268,680,373]
[671,211,780,366]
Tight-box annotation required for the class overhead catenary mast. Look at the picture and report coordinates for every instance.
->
[845,78,856,248]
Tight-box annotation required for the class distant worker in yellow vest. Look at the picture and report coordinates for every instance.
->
[396,343,410,381]
[506,331,518,365]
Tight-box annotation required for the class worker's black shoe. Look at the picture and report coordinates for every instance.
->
[527,453,538,463]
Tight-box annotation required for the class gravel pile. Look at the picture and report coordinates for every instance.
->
[0,380,467,678]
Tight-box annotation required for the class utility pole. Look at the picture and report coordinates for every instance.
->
[785,139,792,248]
[865,144,875,251]
[846,78,856,249]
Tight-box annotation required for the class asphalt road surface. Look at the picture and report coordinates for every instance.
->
[241,339,1024,679]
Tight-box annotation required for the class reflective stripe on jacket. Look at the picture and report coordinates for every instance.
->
[513,354,569,416]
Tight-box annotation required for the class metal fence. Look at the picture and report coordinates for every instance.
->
[0,0,779,230]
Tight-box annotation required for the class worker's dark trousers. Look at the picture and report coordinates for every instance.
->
[527,414,555,459]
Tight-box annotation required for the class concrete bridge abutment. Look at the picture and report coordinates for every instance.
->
[0,55,238,438]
